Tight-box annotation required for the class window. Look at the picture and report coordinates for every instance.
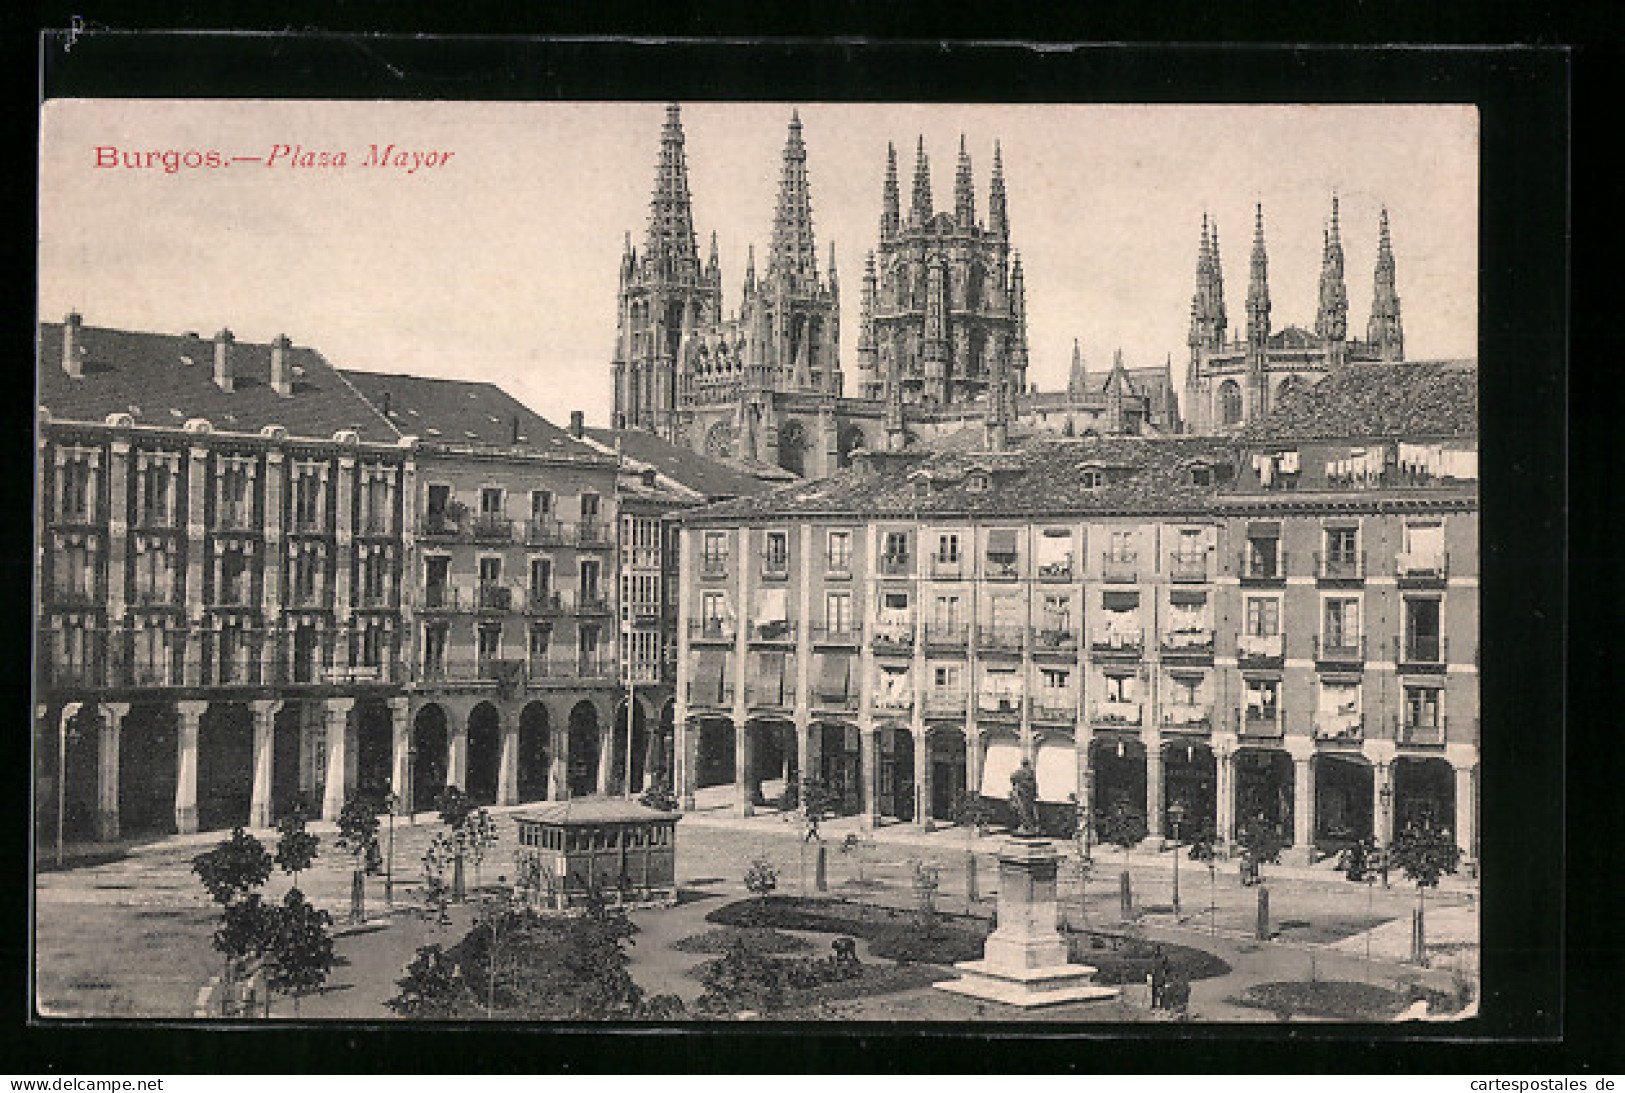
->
[59,457,95,521]
[142,461,173,524]
[936,533,960,564]
[218,546,250,605]
[1244,678,1279,719]
[825,591,852,631]
[1404,686,1441,734]
[1324,526,1359,569]
[1401,521,1446,572]
[966,472,989,493]
[580,493,600,521]
[826,530,852,572]
[1317,681,1362,738]
[530,557,552,594]
[1246,533,1279,577]
[134,539,176,603]
[701,591,726,627]
[1218,379,1243,425]
[480,487,504,516]
[933,665,960,690]
[701,531,729,573]
[1245,597,1280,637]
[579,625,601,669]
[1108,529,1135,561]
[293,470,322,528]
[426,483,451,519]
[1323,597,1361,648]
[1080,468,1103,489]
[1103,673,1135,702]
[882,531,910,563]
[1188,465,1212,487]
[476,623,501,661]
[1040,667,1070,691]
[580,559,601,601]
[359,623,385,668]
[479,556,502,584]
[1404,597,1442,661]
[764,531,789,572]
[1037,529,1073,576]
[531,490,553,520]
[932,594,962,628]
[362,549,388,602]
[986,529,1019,571]
[424,556,449,605]
[1040,593,1072,636]
[529,623,551,664]
[1169,673,1203,707]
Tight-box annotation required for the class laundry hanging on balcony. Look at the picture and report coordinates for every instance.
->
[986,528,1019,561]
[814,652,852,703]
[756,587,791,640]
[753,651,789,705]
[692,650,728,706]
[1318,681,1362,737]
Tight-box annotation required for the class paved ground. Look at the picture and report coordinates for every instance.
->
[33,792,1478,1021]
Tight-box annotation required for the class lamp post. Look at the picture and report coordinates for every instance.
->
[1168,799,1185,920]
[1378,781,1393,889]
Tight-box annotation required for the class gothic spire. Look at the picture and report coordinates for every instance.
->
[1366,206,1404,360]
[1189,213,1217,349]
[744,244,756,293]
[827,241,838,291]
[1068,339,1087,395]
[880,142,900,240]
[858,250,877,353]
[644,103,702,282]
[954,135,976,227]
[1315,193,1349,342]
[910,137,933,224]
[1210,217,1227,327]
[988,141,1008,239]
[768,109,819,287]
[1246,203,1271,348]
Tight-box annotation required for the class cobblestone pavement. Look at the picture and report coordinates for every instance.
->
[34,793,1478,1020]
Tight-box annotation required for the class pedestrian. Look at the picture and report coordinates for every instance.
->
[1150,945,1168,1009]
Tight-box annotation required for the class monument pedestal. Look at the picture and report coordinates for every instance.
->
[936,836,1120,1008]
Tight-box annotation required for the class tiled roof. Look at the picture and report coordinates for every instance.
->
[1238,359,1478,443]
[341,371,604,460]
[38,321,399,440]
[686,434,1237,522]
[516,800,679,825]
[582,427,789,500]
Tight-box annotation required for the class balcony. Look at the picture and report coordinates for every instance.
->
[924,622,970,651]
[1091,625,1143,657]
[1239,549,1287,584]
[1236,632,1284,667]
[322,662,398,685]
[1162,627,1215,657]
[577,593,613,615]
[420,584,461,611]
[419,513,462,539]
[358,513,395,537]
[471,515,514,542]
[525,518,568,546]
[1091,700,1143,728]
[872,689,914,714]
[1161,704,1213,734]
[810,624,862,646]
[983,559,1020,581]
[978,692,1024,718]
[135,507,177,531]
[1313,634,1366,666]
[1168,551,1209,583]
[575,658,615,682]
[526,589,564,614]
[749,618,797,643]
[208,582,255,609]
[877,554,913,578]
[929,556,966,579]
[687,618,735,643]
[1028,697,1075,723]
[1240,706,1283,739]
[682,682,734,708]
[1397,550,1450,585]
[356,586,396,610]
[630,602,662,626]
[812,688,859,711]
[977,626,1026,655]
[1397,713,1448,748]
[288,511,328,535]
[1314,550,1366,583]
[1036,560,1074,582]
[285,584,328,609]
[1030,629,1079,656]
[1314,714,1365,745]
[871,624,915,656]
[1396,634,1448,671]
[699,557,730,580]
[576,521,611,548]
[746,683,797,709]
[760,555,791,580]
[925,691,968,717]
[52,581,104,610]
[477,582,514,612]
[1102,552,1138,583]
[214,505,256,533]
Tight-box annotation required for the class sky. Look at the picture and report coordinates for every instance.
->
[39,100,1478,427]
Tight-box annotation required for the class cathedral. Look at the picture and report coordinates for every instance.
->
[610,105,1181,478]
[1182,197,1406,433]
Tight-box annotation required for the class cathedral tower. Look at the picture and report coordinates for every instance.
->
[1315,194,1350,368]
[1366,206,1404,361]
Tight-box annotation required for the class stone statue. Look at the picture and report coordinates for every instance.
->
[1009,758,1041,837]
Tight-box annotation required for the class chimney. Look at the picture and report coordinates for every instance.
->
[61,311,82,377]
[213,328,235,392]
[569,410,585,439]
[511,415,521,444]
[269,334,292,396]
[380,390,391,416]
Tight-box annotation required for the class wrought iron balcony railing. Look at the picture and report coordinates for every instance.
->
[1238,549,1288,582]
[1167,551,1209,583]
[1102,552,1139,583]
[1314,550,1366,582]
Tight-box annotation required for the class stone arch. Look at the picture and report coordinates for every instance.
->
[271,701,304,820]
[877,722,914,823]
[518,701,551,803]
[608,696,652,796]
[778,418,808,476]
[411,703,450,813]
[696,715,736,789]
[119,703,178,837]
[816,721,862,815]
[1314,753,1374,850]
[1393,756,1454,834]
[1234,747,1294,844]
[567,700,601,798]
[1218,378,1244,426]
[466,701,502,806]
[1161,739,1217,843]
[1088,736,1148,833]
[354,697,394,800]
[46,705,103,843]
[198,702,254,832]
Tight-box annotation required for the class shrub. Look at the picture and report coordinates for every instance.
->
[638,778,679,812]
[743,857,779,897]
[274,807,320,887]
[192,828,273,906]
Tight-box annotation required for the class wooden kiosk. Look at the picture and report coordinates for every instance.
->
[514,799,680,909]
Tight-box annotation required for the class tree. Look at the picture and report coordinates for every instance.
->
[436,786,475,900]
[638,775,679,812]
[1388,817,1461,966]
[744,857,779,897]
[464,808,499,893]
[264,888,335,1015]
[421,831,456,926]
[801,777,837,841]
[274,806,320,890]
[1236,814,1286,885]
[192,827,273,906]
[954,791,996,905]
[389,944,467,1017]
[336,794,381,924]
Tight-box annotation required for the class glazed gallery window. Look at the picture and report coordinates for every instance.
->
[936,532,961,563]
[57,455,96,522]
[826,530,852,571]
[763,531,790,571]
[825,591,853,631]
[1323,597,1362,646]
[882,531,911,563]
[702,532,729,571]
[480,487,504,516]
[1245,597,1281,637]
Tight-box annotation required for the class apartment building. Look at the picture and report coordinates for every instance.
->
[36,316,412,843]
[342,375,622,811]
[673,359,1479,865]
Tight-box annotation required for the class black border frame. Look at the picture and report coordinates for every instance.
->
[9,33,1574,1074]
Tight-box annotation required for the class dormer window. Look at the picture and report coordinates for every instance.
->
[1080,468,1103,489]
[1188,464,1212,487]
[966,472,989,493]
